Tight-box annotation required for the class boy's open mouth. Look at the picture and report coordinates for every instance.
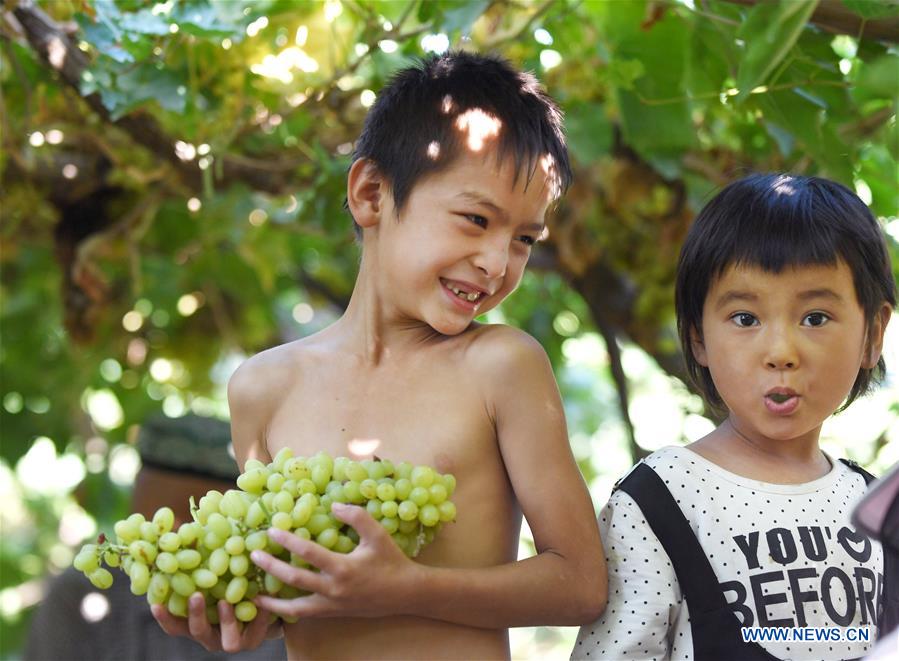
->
[767,393,793,404]
[441,279,486,303]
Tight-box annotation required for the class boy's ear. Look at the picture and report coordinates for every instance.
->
[347,159,386,229]
[862,303,892,369]
[690,326,709,367]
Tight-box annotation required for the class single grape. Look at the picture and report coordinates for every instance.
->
[271,512,293,530]
[266,472,286,493]
[177,522,201,546]
[139,521,159,544]
[88,568,113,589]
[206,605,221,625]
[273,491,294,513]
[428,483,448,505]
[245,530,268,552]
[345,461,367,483]
[167,592,188,618]
[376,483,396,502]
[283,457,310,480]
[114,519,140,544]
[380,517,399,534]
[395,461,413,479]
[360,479,378,500]
[235,601,257,622]
[438,501,457,522]
[147,573,170,605]
[297,478,317,495]
[224,535,245,555]
[306,513,333,535]
[171,572,196,597]
[225,576,248,604]
[398,518,419,534]
[381,500,399,519]
[152,507,175,535]
[394,478,412,500]
[441,474,457,496]
[334,535,356,554]
[409,487,429,507]
[419,504,440,527]
[73,548,99,573]
[103,550,120,568]
[245,501,267,528]
[175,549,202,570]
[192,568,218,589]
[129,562,150,595]
[311,465,330,492]
[398,501,419,522]
[155,552,179,574]
[229,554,250,576]
[411,466,435,489]
[316,528,338,549]
[263,572,283,594]
[158,532,181,553]
[208,548,230,576]
[210,579,228,601]
[206,513,231,540]
[129,540,158,564]
[272,446,294,472]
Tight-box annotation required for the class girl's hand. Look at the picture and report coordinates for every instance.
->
[151,594,280,653]
[251,503,421,619]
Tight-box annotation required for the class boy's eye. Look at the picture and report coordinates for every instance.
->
[802,312,830,327]
[465,214,487,228]
[730,312,758,328]
[518,235,536,247]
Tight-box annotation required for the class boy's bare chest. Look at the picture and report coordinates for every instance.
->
[264,358,494,472]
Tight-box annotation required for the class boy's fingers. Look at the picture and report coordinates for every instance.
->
[187,593,221,651]
[265,529,341,574]
[241,606,276,648]
[151,604,190,638]
[250,549,330,594]
[330,503,386,542]
[255,593,331,619]
[217,601,245,654]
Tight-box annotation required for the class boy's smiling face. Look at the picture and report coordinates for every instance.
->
[357,146,554,336]
[692,261,888,446]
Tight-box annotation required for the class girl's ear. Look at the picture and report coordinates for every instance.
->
[862,303,892,369]
[347,159,386,229]
[690,326,709,367]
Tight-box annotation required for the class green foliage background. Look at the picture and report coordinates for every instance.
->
[1,0,898,657]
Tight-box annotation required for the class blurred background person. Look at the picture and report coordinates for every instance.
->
[24,414,286,661]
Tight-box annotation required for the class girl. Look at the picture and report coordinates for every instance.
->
[574,174,896,660]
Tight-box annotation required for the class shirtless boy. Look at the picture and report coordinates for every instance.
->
[153,51,606,659]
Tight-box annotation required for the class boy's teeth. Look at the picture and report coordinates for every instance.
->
[448,284,481,302]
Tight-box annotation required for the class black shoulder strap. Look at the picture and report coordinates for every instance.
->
[839,458,876,484]
[617,463,780,660]
[838,459,899,638]
[617,463,728,613]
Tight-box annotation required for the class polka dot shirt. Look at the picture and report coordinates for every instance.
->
[572,446,881,661]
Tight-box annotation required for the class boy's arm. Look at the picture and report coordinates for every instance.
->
[253,330,607,627]
[573,492,679,659]
[152,358,279,652]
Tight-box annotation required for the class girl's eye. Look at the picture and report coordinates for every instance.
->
[465,214,487,228]
[518,235,536,247]
[803,312,830,327]
[731,312,758,328]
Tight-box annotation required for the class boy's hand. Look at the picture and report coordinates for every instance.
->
[251,502,418,619]
[151,594,280,653]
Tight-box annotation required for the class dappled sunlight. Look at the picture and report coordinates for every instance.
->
[454,108,501,152]
[347,438,381,458]
[47,36,66,70]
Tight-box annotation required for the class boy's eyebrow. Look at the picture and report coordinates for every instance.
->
[455,191,545,232]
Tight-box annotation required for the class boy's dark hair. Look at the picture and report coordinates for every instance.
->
[350,51,572,235]
[675,173,896,411]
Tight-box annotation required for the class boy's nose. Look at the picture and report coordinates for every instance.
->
[474,244,508,279]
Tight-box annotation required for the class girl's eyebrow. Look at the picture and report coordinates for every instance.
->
[714,291,757,310]
[797,288,843,302]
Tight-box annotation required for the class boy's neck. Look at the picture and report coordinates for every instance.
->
[334,254,448,365]
[688,417,831,484]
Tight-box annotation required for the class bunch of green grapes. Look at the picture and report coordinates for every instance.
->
[73,449,456,624]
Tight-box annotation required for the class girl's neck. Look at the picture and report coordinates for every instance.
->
[688,418,831,484]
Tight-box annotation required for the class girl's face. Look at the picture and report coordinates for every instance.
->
[692,260,890,447]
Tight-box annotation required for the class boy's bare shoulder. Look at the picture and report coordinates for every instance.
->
[227,340,310,416]
[462,323,550,375]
